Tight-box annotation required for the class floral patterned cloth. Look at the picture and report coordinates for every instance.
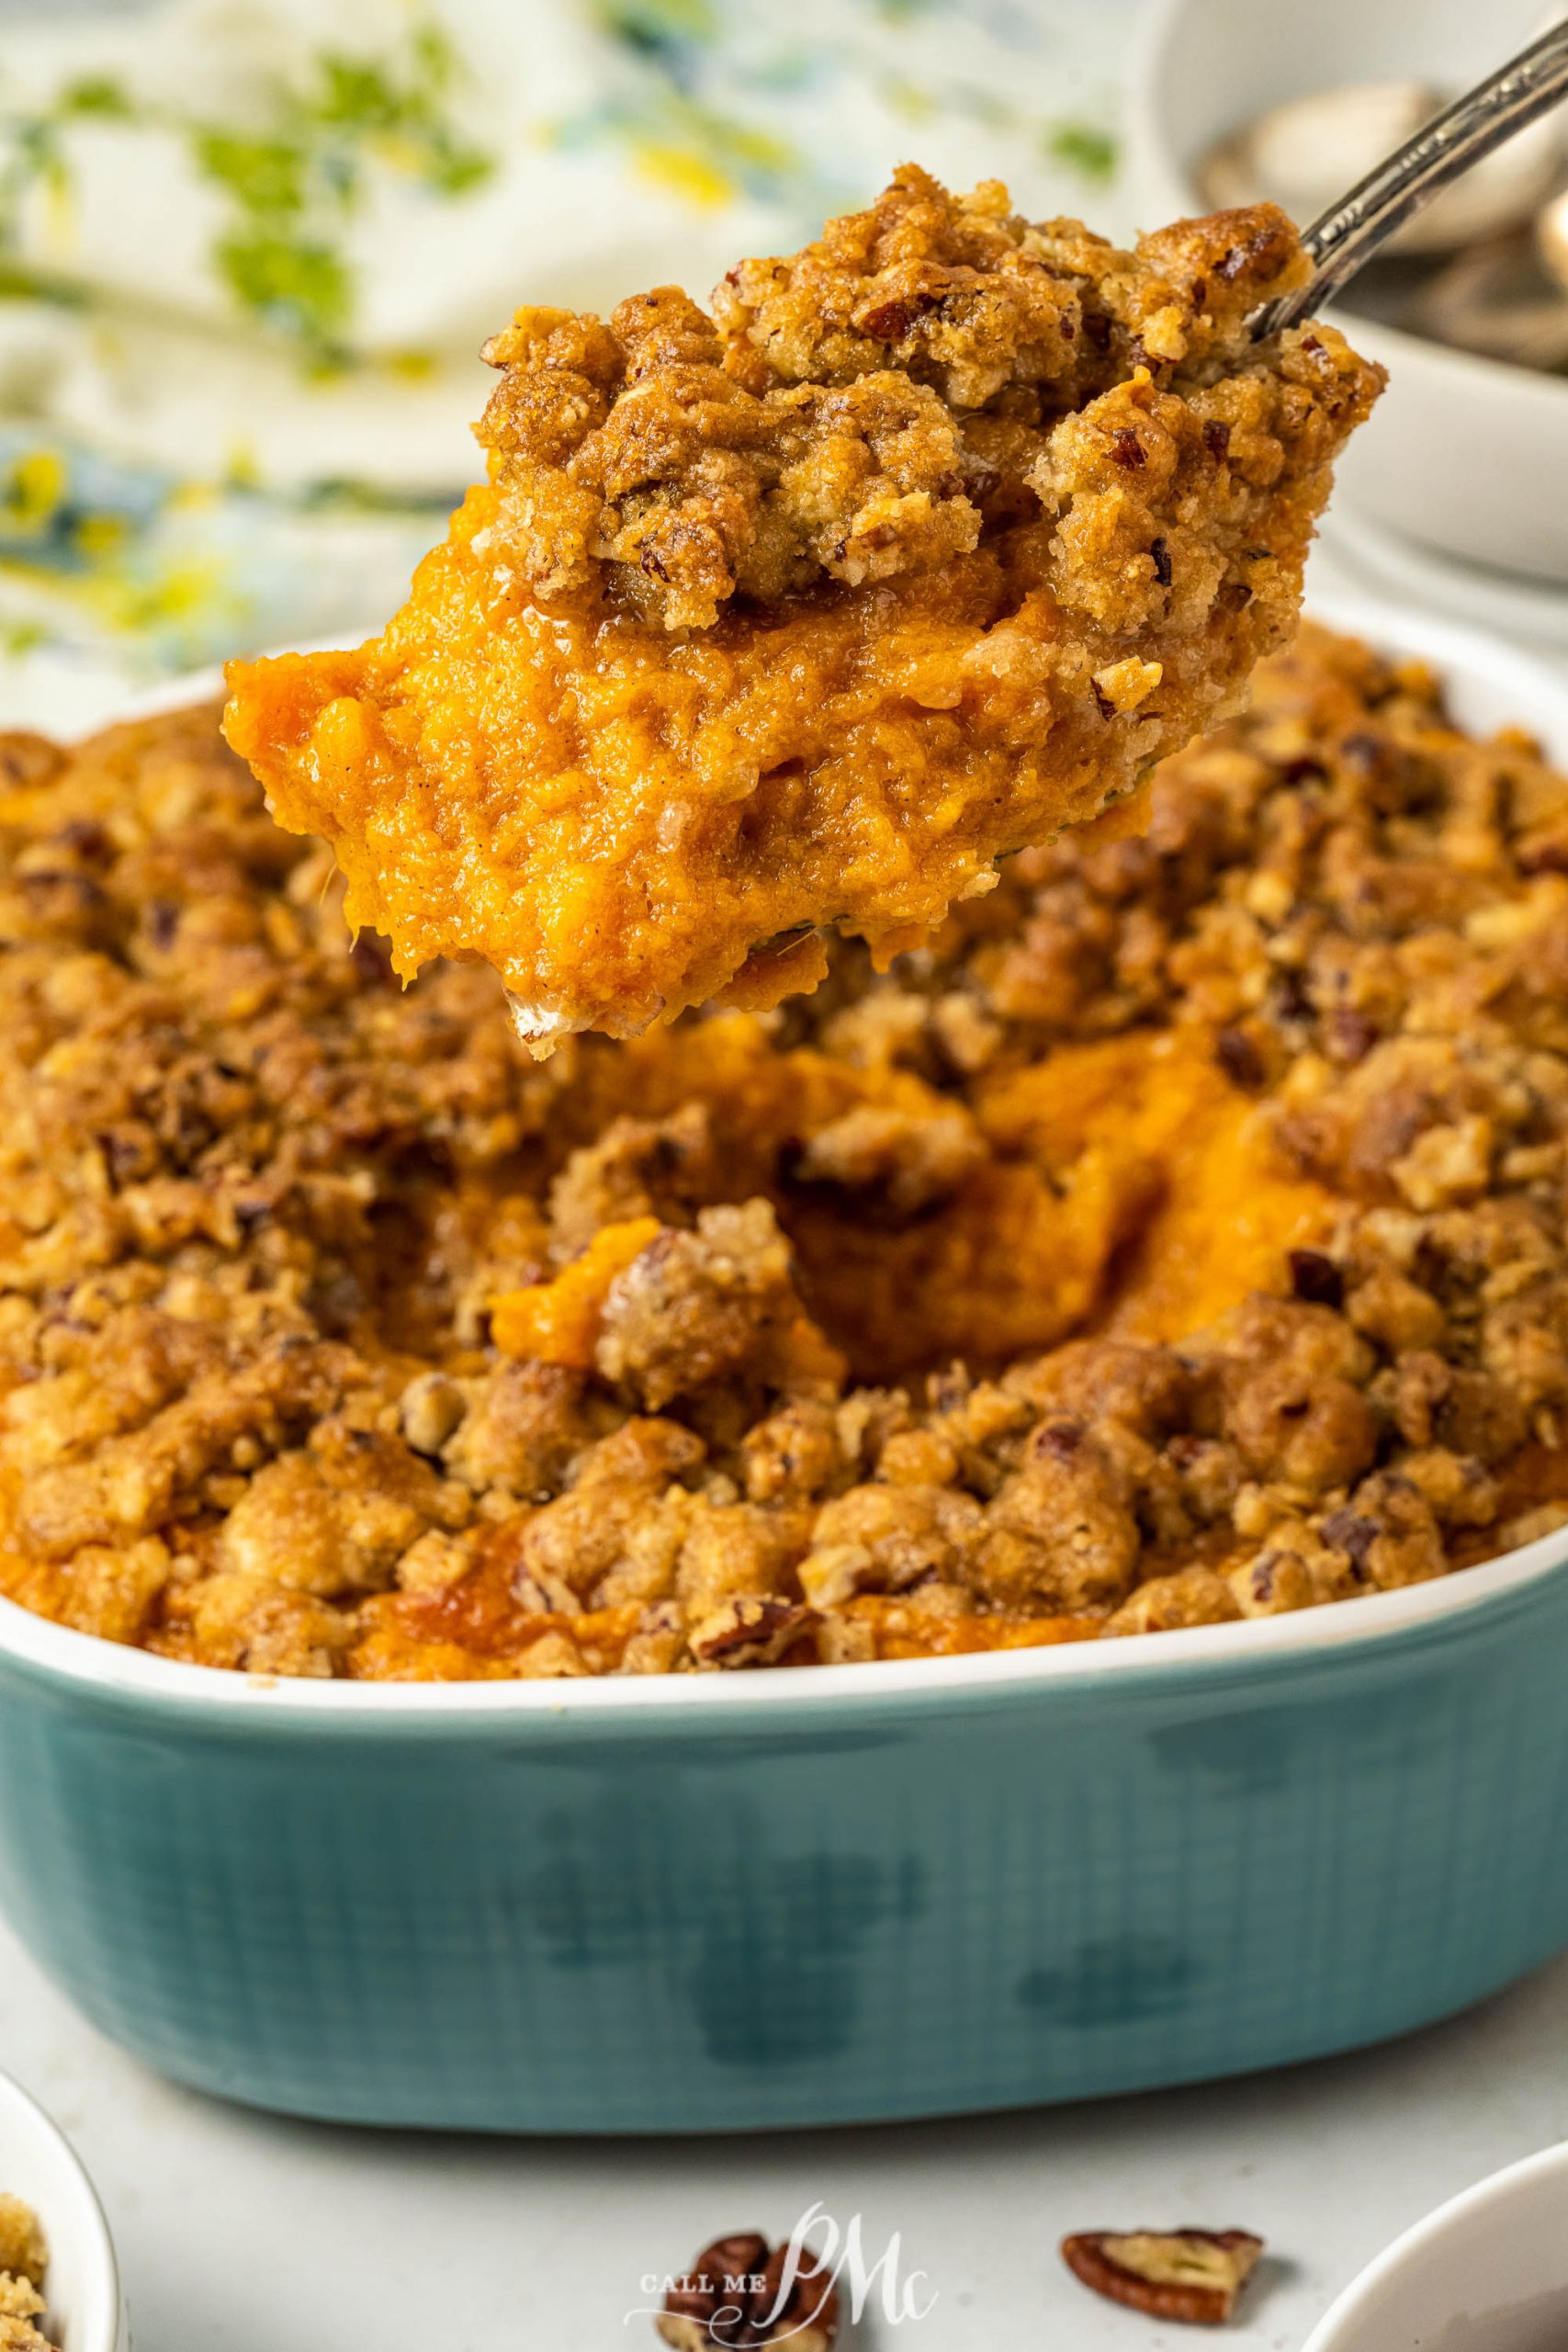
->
[0,0,1130,726]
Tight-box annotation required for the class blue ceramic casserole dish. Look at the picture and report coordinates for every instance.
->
[2,598,1568,2132]
[1,1538,1567,2132]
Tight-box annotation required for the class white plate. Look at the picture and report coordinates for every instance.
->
[1320,507,1568,664]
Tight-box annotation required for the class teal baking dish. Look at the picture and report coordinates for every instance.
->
[2,1534,1567,2133]
[4,595,1568,2132]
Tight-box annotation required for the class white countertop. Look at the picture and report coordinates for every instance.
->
[2,1907,1564,2351]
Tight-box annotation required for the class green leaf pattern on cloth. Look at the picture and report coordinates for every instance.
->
[0,0,1123,719]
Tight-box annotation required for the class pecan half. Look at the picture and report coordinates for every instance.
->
[658,2231,840,2349]
[1061,2229,1263,2324]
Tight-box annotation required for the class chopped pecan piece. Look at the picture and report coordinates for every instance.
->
[658,2231,840,2349]
[1288,1249,1343,1309]
[688,1595,818,1668]
[1214,1026,1265,1089]
[1061,2228,1263,2324]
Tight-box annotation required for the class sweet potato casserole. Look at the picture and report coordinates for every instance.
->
[223,166,1381,1049]
[2,622,1568,1679]
[0,2198,54,2352]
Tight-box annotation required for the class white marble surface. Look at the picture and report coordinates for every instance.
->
[2,1905,1565,2351]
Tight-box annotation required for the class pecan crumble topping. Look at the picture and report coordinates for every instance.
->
[5,621,1568,1681]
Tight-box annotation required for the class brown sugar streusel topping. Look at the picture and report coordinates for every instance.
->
[477,164,1347,636]
[5,620,1568,1679]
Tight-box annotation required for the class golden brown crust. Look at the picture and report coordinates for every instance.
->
[479,285,978,632]
[479,166,1319,633]
[223,168,1382,1044]
[11,620,1568,1679]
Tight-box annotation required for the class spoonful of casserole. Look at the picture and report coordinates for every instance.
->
[223,164,1382,1050]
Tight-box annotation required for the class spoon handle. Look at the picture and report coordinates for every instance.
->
[1250,17,1568,339]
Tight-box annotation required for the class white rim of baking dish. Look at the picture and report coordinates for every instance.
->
[0,1515,1566,1717]
[2,595,1567,1716]
[0,2067,123,2352]
[1300,2137,1568,2352]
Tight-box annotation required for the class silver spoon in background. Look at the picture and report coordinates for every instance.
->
[1250,17,1568,340]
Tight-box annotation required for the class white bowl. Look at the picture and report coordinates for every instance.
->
[1129,0,1568,584]
[0,2071,125,2351]
[1303,2141,1568,2350]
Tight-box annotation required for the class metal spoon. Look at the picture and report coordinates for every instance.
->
[1250,17,1568,340]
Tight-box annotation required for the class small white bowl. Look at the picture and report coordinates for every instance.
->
[0,2071,126,2352]
[1129,0,1568,584]
[1303,2141,1568,2351]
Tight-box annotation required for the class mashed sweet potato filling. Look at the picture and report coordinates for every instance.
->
[485,1018,1330,1384]
[223,167,1382,1048]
